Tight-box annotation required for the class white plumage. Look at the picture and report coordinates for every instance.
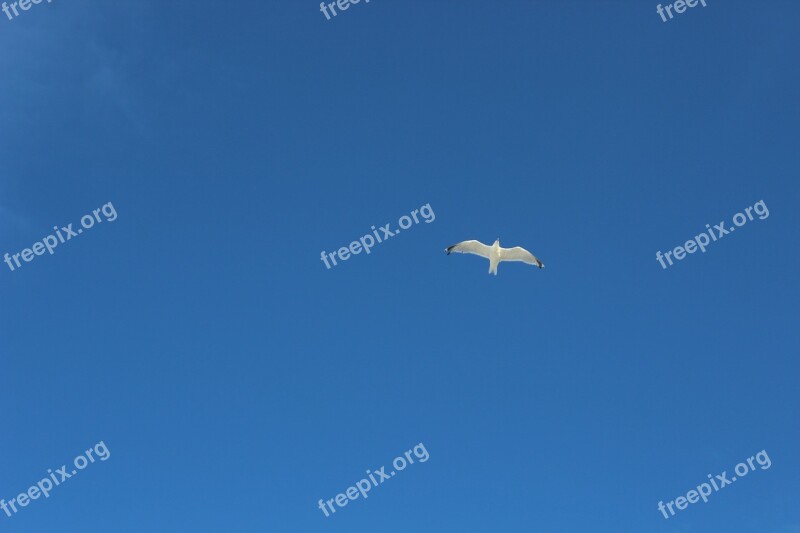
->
[445,239,544,275]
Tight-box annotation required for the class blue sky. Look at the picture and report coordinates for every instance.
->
[1,0,799,531]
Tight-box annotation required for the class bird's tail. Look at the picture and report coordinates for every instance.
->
[489,260,498,276]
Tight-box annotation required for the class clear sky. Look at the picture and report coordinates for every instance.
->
[1,1,799,531]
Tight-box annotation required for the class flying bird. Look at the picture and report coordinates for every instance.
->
[445,239,544,275]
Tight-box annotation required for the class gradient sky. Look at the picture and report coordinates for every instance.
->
[1,1,799,531]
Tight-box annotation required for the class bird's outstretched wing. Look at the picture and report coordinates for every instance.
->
[502,246,544,268]
[444,240,491,258]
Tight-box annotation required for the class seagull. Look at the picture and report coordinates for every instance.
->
[445,238,544,275]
